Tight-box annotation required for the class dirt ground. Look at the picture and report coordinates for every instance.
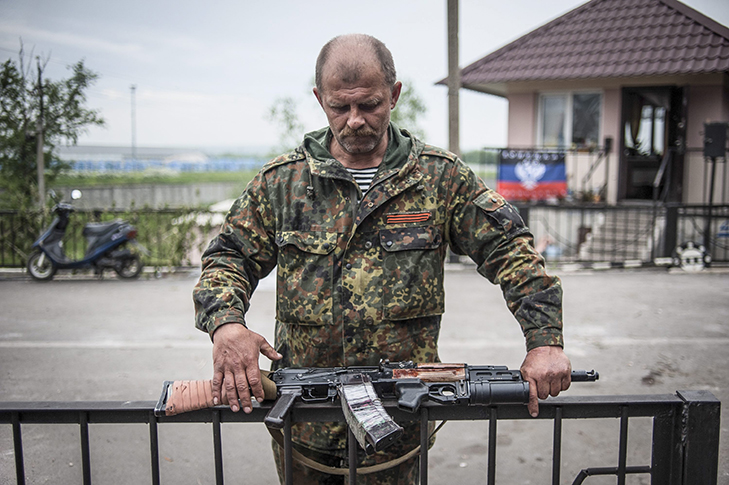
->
[0,265,727,484]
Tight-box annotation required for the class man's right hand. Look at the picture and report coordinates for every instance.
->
[211,323,282,413]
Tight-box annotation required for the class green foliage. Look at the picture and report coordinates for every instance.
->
[53,169,259,188]
[267,96,304,156]
[461,149,498,187]
[391,80,427,139]
[0,46,104,208]
[106,209,215,267]
[265,79,429,154]
[0,209,42,266]
[461,149,499,166]
[0,207,221,269]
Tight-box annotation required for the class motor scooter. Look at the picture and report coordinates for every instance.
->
[26,190,149,281]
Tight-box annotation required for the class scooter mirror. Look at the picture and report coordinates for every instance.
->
[71,189,82,200]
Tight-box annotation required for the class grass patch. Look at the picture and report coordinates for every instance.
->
[54,170,259,187]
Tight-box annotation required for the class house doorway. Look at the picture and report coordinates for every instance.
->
[619,86,685,201]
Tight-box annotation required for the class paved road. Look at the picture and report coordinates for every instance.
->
[0,266,727,484]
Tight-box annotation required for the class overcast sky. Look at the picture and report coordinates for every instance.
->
[2,0,728,154]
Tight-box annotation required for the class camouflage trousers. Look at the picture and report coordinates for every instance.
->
[271,439,420,485]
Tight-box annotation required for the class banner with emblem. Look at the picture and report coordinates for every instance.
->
[497,150,567,201]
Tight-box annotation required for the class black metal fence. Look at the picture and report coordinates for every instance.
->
[1,203,728,272]
[672,204,729,263]
[0,208,219,269]
[0,391,720,485]
[516,203,729,265]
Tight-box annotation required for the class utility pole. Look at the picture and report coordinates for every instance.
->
[446,0,461,264]
[130,84,137,165]
[447,0,461,158]
[36,57,45,208]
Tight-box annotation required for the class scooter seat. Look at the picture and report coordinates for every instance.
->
[83,220,124,237]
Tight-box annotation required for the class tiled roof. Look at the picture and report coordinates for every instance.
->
[458,0,729,93]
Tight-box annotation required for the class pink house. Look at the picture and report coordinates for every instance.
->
[459,0,729,205]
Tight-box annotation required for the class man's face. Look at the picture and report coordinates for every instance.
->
[314,64,401,156]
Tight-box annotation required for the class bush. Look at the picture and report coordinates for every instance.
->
[0,207,220,269]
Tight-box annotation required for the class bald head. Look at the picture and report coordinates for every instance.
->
[315,34,397,93]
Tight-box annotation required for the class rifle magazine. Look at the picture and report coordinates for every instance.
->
[339,374,404,454]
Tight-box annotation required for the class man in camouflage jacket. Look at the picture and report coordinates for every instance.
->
[194,34,571,483]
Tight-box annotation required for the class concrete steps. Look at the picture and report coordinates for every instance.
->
[578,207,659,262]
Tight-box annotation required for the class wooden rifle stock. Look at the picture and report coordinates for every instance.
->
[155,372,277,416]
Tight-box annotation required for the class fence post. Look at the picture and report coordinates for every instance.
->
[663,204,679,258]
[677,390,721,485]
[651,391,721,485]
[213,409,224,485]
[80,411,91,485]
[651,405,681,484]
[12,412,25,485]
[149,411,160,485]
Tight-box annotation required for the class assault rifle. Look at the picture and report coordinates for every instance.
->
[155,361,598,454]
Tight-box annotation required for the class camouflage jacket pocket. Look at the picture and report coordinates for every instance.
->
[275,230,338,326]
[379,225,446,320]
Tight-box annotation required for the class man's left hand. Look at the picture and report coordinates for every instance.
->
[520,345,572,417]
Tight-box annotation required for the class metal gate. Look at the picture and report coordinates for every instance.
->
[1,390,720,485]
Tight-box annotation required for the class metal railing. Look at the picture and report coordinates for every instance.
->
[2,203,728,272]
[515,203,729,265]
[516,204,661,263]
[581,149,609,202]
[0,207,219,269]
[652,149,674,205]
[481,146,612,202]
[1,390,720,485]
[670,204,729,264]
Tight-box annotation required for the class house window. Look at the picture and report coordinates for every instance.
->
[539,92,602,149]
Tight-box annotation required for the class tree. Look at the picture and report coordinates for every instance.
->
[391,79,427,139]
[266,96,304,156]
[266,79,428,157]
[0,46,105,208]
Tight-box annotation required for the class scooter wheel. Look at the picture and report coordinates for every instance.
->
[27,250,57,281]
[115,254,142,279]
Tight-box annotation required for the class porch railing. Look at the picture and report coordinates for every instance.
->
[0,391,720,485]
[515,203,729,265]
[481,146,612,202]
[652,148,675,205]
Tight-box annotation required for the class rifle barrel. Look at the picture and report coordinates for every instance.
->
[570,370,599,382]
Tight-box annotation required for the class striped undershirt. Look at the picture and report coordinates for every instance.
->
[346,166,378,193]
